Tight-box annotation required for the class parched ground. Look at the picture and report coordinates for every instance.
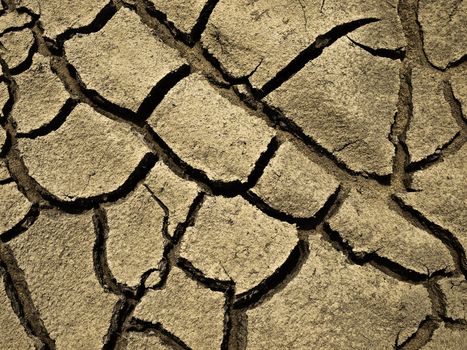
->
[0,0,466,349]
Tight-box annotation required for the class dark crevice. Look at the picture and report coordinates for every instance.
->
[55,1,117,45]
[84,88,143,125]
[93,206,150,350]
[347,36,406,60]
[234,240,309,309]
[405,131,460,172]
[243,185,340,230]
[428,279,447,319]
[61,61,143,125]
[140,267,163,290]
[1,56,46,204]
[440,316,467,327]
[406,79,466,172]
[14,6,40,19]
[442,318,467,328]
[444,80,466,125]
[92,206,137,298]
[131,0,219,49]
[103,298,137,350]
[323,223,449,283]
[261,103,392,185]
[91,193,206,349]
[136,0,191,45]
[1,60,15,118]
[0,4,39,35]
[201,45,252,86]
[47,0,390,194]
[0,18,36,38]
[143,184,170,239]
[146,192,205,292]
[177,257,233,292]
[445,53,467,70]
[0,2,461,349]
[190,0,220,45]
[393,196,467,278]
[0,203,39,243]
[0,264,42,349]
[16,98,78,139]
[145,235,171,290]
[171,191,205,244]
[94,200,168,299]
[0,244,55,349]
[136,64,191,120]
[109,192,224,349]
[127,317,191,350]
[144,127,281,197]
[143,257,235,350]
[244,136,279,188]
[391,63,412,191]
[396,316,439,349]
[398,0,437,69]
[37,152,157,213]
[8,37,38,76]
[226,309,247,350]
[62,60,191,126]
[259,18,380,98]
[0,128,10,156]
[221,286,235,350]
[0,8,39,76]
[205,73,232,89]
[0,177,13,185]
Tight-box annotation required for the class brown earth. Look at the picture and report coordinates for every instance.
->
[0,0,466,349]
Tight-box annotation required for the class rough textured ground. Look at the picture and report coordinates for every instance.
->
[0,0,466,349]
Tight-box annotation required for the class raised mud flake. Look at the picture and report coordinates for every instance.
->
[134,266,226,350]
[0,160,10,181]
[179,195,297,294]
[149,0,208,35]
[65,8,186,113]
[30,0,108,39]
[252,141,339,219]
[0,81,9,115]
[265,37,399,176]
[451,67,467,119]
[397,143,467,254]
[327,188,455,275]
[144,161,200,236]
[0,29,34,72]
[406,67,460,164]
[0,182,31,234]
[247,236,431,349]
[421,323,467,350]
[124,332,172,350]
[201,0,404,89]
[0,11,30,33]
[418,0,467,69]
[0,277,35,349]
[8,210,119,349]
[0,127,5,152]
[438,277,467,321]
[148,73,275,183]
[11,53,70,135]
[18,103,151,201]
[104,184,166,287]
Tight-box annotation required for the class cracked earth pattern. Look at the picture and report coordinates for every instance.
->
[0,0,466,349]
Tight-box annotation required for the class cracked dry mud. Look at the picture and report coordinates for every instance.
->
[0,0,465,349]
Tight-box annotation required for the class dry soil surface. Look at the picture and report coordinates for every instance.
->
[0,0,466,349]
